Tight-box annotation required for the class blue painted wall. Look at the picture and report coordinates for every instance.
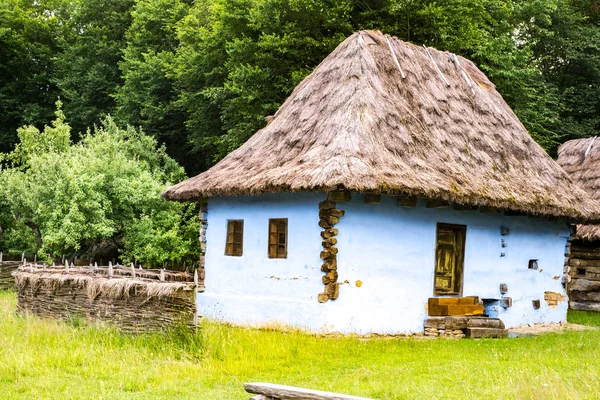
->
[198,192,569,334]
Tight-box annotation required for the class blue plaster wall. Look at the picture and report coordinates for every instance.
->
[198,193,570,334]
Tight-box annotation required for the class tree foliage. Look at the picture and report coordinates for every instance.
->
[0,104,198,266]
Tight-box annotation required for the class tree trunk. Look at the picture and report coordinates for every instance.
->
[24,222,42,250]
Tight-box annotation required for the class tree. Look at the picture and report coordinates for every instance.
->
[0,0,65,154]
[529,0,600,147]
[0,103,199,266]
[54,0,136,137]
[115,0,195,172]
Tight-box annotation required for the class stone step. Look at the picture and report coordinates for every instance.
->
[465,327,508,339]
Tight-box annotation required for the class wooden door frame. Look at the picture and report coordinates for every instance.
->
[433,222,467,296]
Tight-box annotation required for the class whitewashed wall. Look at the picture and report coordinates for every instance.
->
[198,193,569,334]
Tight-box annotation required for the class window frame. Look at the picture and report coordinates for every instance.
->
[224,219,244,257]
[268,218,288,259]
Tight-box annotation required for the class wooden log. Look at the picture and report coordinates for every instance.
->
[571,245,600,253]
[569,259,600,268]
[321,259,337,272]
[318,201,336,210]
[244,383,374,400]
[569,278,600,292]
[569,301,600,312]
[320,229,339,239]
[568,291,600,302]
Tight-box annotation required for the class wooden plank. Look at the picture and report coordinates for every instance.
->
[446,305,484,316]
[429,297,479,306]
[428,304,484,316]
[427,304,448,316]
[244,383,374,400]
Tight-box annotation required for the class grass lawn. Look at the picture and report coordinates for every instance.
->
[1,290,600,399]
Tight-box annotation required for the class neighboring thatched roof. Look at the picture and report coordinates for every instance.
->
[557,137,600,239]
[164,30,600,221]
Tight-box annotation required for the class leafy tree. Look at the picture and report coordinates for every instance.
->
[115,0,195,172]
[0,103,198,266]
[0,0,65,153]
[529,0,600,147]
[54,0,136,137]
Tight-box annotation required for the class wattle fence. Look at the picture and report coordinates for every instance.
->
[8,261,197,333]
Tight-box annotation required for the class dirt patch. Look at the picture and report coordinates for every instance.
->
[509,322,594,337]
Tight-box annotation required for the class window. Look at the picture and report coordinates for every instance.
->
[434,223,466,295]
[268,218,288,258]
[225,220,243,256]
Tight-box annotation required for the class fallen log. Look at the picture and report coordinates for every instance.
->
[244,383,374,400]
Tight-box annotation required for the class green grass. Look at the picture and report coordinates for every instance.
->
[1,290,600,399]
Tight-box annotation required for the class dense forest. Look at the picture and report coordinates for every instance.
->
[1,0,599,263]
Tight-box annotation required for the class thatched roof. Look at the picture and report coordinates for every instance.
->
[558,138,600,239]
[164,30,600,221]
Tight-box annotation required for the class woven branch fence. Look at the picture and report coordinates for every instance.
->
[12,261,197,333]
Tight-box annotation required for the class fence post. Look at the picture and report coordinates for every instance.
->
[160,269,165,282]
[34,254,37,264]
[23,258,26,266]
[0,252,3,262]
[130,263,136,279]
[65,260,69,273]
[22,252,24,262]
[108,261,113,278]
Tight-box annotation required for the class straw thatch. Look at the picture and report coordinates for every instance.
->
[163,30,600,221]
[557,137,600,239]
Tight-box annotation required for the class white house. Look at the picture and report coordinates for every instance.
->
[164,30,600,334]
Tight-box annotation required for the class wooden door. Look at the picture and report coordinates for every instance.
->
[434,223,466,295]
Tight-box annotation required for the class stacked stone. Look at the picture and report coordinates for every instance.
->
[424,316,468,339]
[198,200,208,291]
[318,200,344,303]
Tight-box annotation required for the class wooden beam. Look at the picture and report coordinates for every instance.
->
[244,383,374,400]
[453,203,477,211]
[363,193,381,204]
[426,199,449,208]
[327,190,351,202]
[396,195,417,207]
